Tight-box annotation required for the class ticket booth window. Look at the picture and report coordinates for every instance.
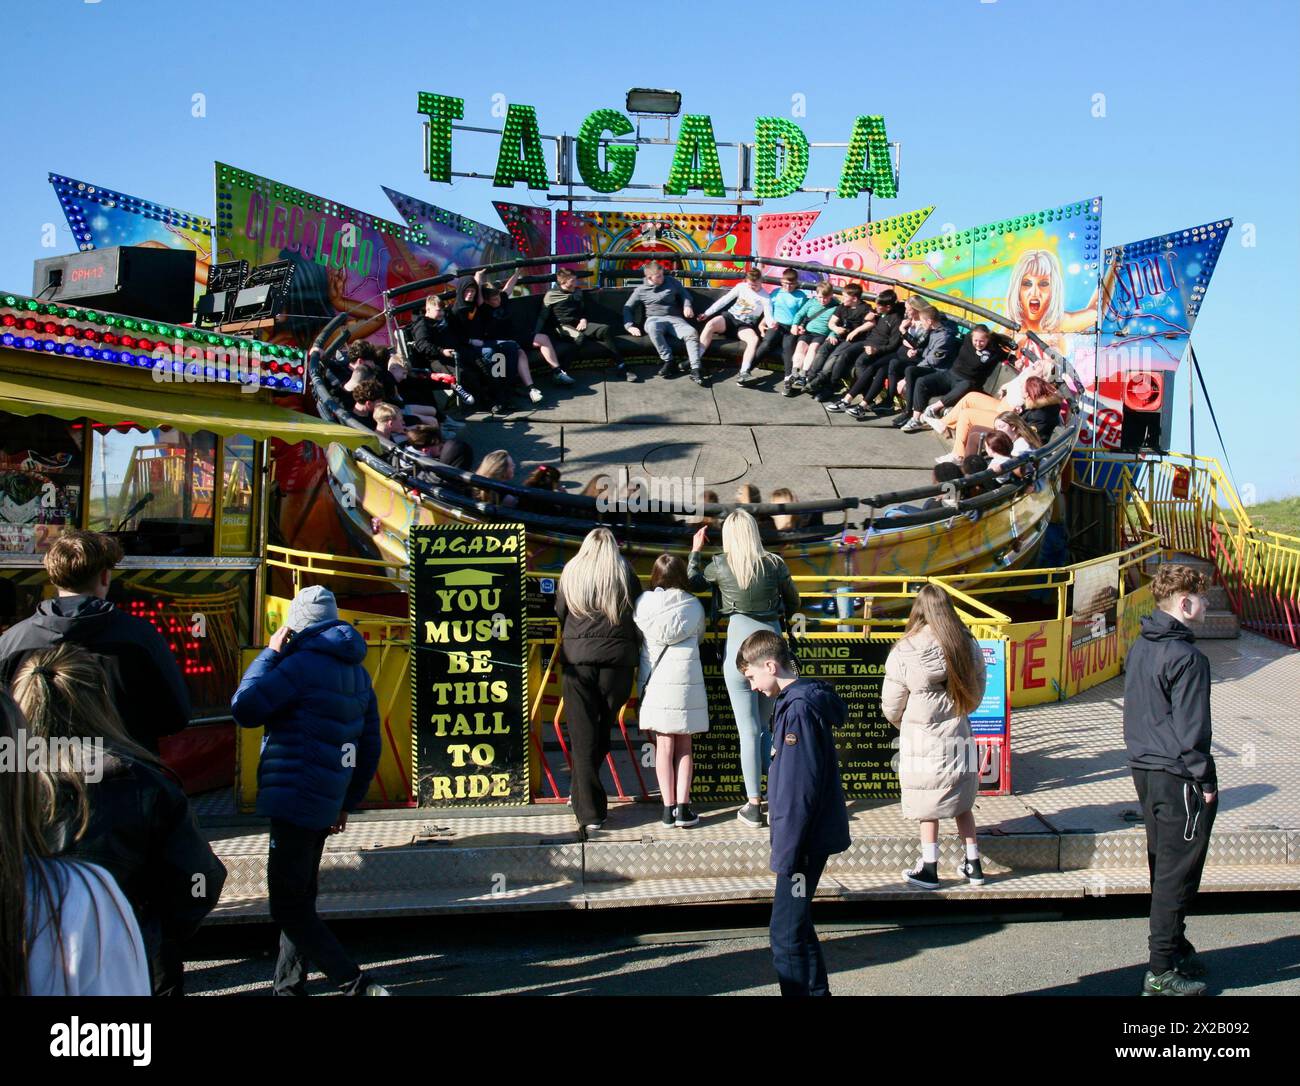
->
[0,412,84,554]
[88,427,217,556]
[219,434,256,554]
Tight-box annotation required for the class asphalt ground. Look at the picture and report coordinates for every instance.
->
[185,892,1300,998]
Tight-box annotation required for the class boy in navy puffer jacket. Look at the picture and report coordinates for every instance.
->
[232,586,385,996]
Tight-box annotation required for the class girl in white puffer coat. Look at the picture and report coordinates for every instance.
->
[634,555,710,828]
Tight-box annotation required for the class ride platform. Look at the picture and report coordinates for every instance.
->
[200,630,1300,920]
[444,360,948,525]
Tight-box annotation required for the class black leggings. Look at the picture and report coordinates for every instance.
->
[846,350,893,399]
[562,663,635,826]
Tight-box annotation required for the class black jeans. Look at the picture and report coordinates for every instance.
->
[770,852,831,996]
[859,349,912,404]
[808,340,864,389]
[268,819,366,995]
[562,664,634,826]
[909,369,972,414]
[1133,769,1217,974]
[559,321,624,365]
[756,324,800,378]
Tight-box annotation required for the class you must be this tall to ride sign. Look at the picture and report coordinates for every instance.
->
[410,524,530,806]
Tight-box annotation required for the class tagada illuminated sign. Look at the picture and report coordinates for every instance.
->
[417,92,897,202]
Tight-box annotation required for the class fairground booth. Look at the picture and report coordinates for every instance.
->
[4,89,1294,815]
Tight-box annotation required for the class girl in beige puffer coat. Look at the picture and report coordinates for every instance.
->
[882,584,989,890]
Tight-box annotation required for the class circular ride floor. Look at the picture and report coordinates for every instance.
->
[452,362,948,526]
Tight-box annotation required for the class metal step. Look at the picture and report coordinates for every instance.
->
[1198,609,1241,639]
[208,863,1300,921]
[207,817,1293,920]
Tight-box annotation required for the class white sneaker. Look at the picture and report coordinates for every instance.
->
[934,452,961,465]
[528,386,544,404]
[362,982,391,996]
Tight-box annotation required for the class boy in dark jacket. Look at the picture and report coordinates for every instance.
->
[1123,564,1217,997]
[0,530,190,752]
[737,629,851,997]
[231,585,385,996]
[536,267,632,381]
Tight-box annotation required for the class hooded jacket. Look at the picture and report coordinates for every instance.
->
[1123,609,1216,787]
[882,628,985,821]
[50,747,227,993]
[231,619,381,829]
[768,678,852,875]
[1021,392,1065,443]
[0,595,190,752]
[916,318,958,370]
[633,587,709,735]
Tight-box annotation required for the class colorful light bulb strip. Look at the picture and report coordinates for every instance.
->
[215,163,428,245]
[575,109,637,194]
[836,116,897,200]
[664,115,726,198]
[0,293,305,392]
[899,198,1104,261]
[492,104,552,190]
[49,174,213,253]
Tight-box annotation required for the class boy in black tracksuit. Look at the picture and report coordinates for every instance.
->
[737,630,851,997]
[1123,564,1217,997]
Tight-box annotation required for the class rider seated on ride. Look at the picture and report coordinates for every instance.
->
[698,267,772,383]
[787,282,840,390]
[535,267,627,382]
[805,281,870,396]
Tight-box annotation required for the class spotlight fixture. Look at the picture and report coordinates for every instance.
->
[625,88,682,117]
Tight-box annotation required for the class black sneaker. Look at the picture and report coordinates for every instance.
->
[737,802,765,827]
[873,402,897,415]
[1173,947,1207,979]
[890,412,913,428]
[689,369,707,387]
[736,368,760,386]
[553,369,576,386]
[661,806,676,828]
[825,399,850,413]
[490,403,509,417]
[618,363,639,382]
[1142,969,1207,997]
[903,859,940,889]
[656,360,676,379]
[958,857,985,886]
[674,804,700,828]
[846,404,870,420]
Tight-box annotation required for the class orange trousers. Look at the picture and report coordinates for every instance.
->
[937,391,1004,456]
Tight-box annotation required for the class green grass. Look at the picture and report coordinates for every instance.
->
[1247,496,1300,537]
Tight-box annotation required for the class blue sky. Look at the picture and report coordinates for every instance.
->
[2,0,1297,500]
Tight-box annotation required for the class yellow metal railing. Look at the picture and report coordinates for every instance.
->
[1081,451,1300,648]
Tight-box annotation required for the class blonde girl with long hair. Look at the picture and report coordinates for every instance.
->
[688,509,800,826]
[881,584,988,888]
[556,528,643,832]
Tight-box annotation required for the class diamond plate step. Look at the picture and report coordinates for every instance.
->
[205,863,1300,921]
[1197,609,1241,639]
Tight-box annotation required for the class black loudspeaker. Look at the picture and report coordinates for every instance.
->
[32,246,196,324]
[1119,371,1167,454]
